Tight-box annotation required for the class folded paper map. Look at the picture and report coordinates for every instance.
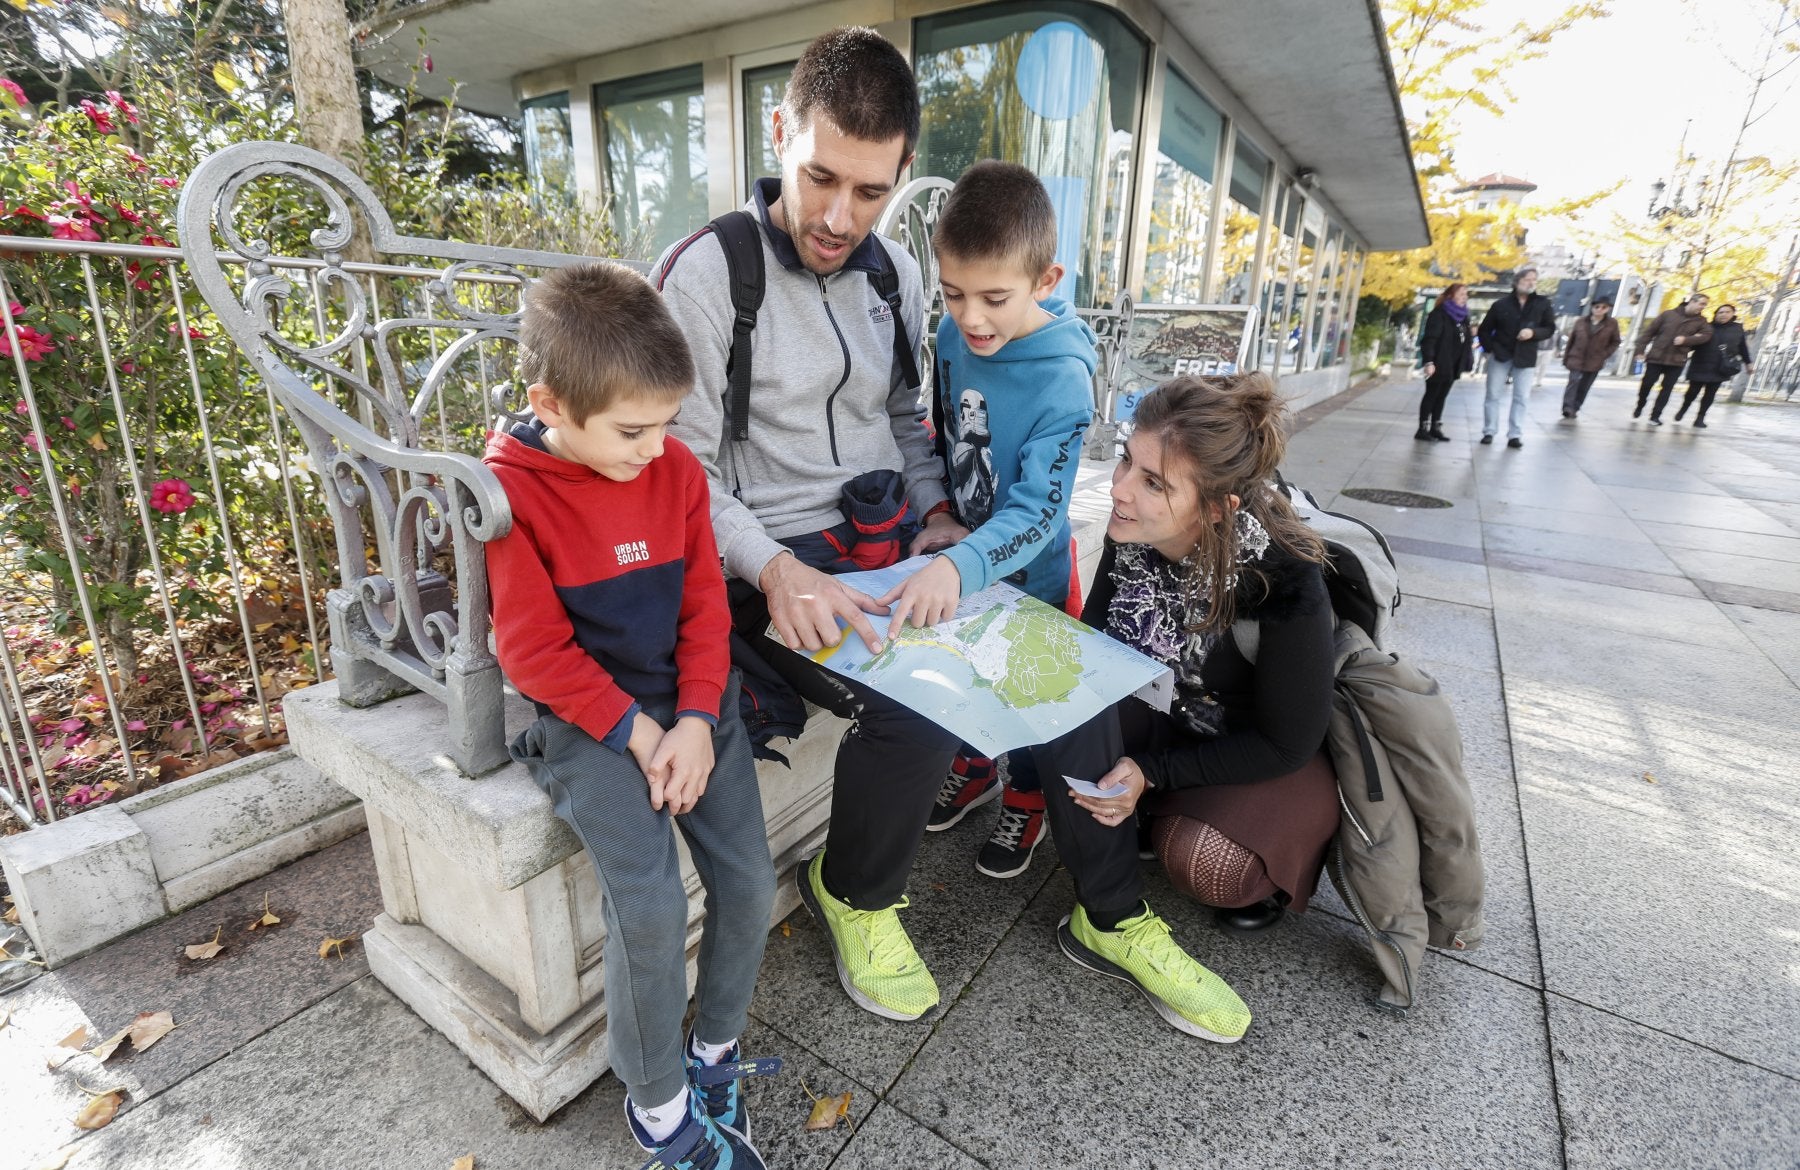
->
[770,556,1173,756]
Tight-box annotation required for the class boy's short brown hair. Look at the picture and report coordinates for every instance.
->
[518,263,693,423]
[932,161,1058,279]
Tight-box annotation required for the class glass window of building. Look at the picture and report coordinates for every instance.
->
[1311,225,1340,368]
[1215,133,1269,309]
[596,65,708,260]
[1261,186,1302,372]
[1142,69,1221,304]
[915,2,1148,307]
[522,93,575,206]
[743,62,794,191]
[1291,201,1323,372]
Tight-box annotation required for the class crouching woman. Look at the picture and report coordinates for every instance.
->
[1033,375,1338,1039]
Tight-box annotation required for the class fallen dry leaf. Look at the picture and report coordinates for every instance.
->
[89,1024,133,1062]
[184,925,225,961]
[73,1089,124,1130]
[246,892,282,931]
[3,903,19,926]
[780,921,791,939]
[46,1025,91,1069]
[126,1010,176,1054]
[451,1157,476,1170]
[803,1091,852,1131]
[318,933,357,960]
[0,1007,11,1030]
[1643,772,1657,784]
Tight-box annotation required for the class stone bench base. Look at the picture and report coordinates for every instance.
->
[284,682,844,1121]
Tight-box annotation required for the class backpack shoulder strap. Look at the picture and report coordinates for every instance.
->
[709,210,765,443]
[866,243,922,392]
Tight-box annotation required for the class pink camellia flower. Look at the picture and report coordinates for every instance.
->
[167,323,206,341]
[149,477,196,514]
[114,204,142,225]
[5,301,22,319]
[12,483,31,499]
[154,177,179,189]
[104,90,139,124]
[23,432,43,453]
[60,416,75,430]
[0,78,27,108]
[0,324,55,362]
[10,205,44,222]
[12,400,26,414]
[48,215,102,242]
[78,99,115,134]
[423,54,433,73]
[119,361,137,374]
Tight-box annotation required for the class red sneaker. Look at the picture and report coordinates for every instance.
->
[976,786,1047,878]
[926,752,1001,830]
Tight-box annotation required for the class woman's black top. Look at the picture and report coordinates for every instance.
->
[1419,305,1474,378]
[1687,321,1751,383]
[1082,538,1333,791]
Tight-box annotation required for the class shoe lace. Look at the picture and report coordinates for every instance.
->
[848,898,920,973]
[933,771,968,807]
[990,805,1034,850]
[1119,911,1201,986]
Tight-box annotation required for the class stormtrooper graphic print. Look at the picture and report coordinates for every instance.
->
[950,387,997,526]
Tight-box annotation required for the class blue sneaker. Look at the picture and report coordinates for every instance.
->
[624,1090,765,1170]
[685,1036,782,1143]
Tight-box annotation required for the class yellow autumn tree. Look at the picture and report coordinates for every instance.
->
[1363,0,1610,307]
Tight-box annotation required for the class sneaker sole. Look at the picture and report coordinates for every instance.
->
[925,779,1002,832]
[975,830,1044,879]
[1055,915,1245,1044]
[797,859,934,1022]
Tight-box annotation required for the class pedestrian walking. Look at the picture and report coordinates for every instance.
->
[1559,296,1621,418]
[1476,268,1557,448]
[1631,293,1712,424]
[1416,283,1473,441]
[1674,303,1753,428]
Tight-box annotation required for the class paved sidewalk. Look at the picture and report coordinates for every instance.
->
[4,374,1798,1170]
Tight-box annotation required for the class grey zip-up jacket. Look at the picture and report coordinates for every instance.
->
[652,179,947,585]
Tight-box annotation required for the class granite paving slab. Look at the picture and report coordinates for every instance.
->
[44,831,379,1101]
[1486,568,1755,653]
[1636,519,1800,562]
[1718,603,1800,687]
[1387,595,1501,673]
[1661,545,1800,596]
[1394,549,1492,608]
[887,871,1562,1170]
[829,1102,986,1169]
[746,814,1056,1094]
[1475,501,1638,538]
[1547,995,1800,1170]
[1598,485,1796,535]
[1479,522,1685,576]
[55,976,875,1170]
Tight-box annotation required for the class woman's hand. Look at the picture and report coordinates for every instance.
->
[1423,362,1436,378]
[1070,756,1148,827]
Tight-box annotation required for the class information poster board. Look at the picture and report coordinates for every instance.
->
[1112,304,1258,422]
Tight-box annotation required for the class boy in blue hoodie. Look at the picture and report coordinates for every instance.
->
[882,160,1097,880]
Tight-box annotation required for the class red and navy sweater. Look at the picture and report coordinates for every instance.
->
[483,420,730,752]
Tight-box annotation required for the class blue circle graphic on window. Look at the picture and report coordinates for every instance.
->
[1015,21,1099,121]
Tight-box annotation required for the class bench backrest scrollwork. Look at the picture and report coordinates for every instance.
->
[178,142,641,774]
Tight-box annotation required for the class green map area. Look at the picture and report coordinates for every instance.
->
[857,595,1082,710]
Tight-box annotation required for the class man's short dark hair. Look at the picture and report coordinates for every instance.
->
[784,27,921,161]
[1592,296,1613,307]
[933,160,1058,278]
[518,263,693,423]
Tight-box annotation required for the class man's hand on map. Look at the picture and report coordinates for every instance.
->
[760,551,886,654]
[1069,756,1147,827]
[909,512,971,557]
[650,716,714,816]
[879,555,963,632]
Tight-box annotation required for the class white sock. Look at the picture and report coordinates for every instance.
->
[689,1034,736,1066]
[632,1087,689,1143]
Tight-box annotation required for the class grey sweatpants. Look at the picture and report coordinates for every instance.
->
[509,671,775,1104]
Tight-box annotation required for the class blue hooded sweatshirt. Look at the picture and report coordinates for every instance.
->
[934,296,1097,605]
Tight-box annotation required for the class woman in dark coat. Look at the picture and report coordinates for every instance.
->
[1676,303,1754,428]
[1416,283,1474,441]
[1028,374,1338,1043]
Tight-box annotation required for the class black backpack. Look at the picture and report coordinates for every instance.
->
[706,210,922,441]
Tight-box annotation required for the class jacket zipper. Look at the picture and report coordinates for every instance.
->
[1329,797,1415,1009]
[818,274,852,466]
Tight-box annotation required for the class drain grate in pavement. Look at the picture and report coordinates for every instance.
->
[1340,487,1454,509]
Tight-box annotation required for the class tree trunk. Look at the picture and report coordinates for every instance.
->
[281,0,365,173]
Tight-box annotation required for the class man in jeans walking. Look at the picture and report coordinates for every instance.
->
[1476,267,1558,448]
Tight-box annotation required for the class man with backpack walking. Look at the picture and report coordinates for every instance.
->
[652,28,966,1024]
[1476,267,1558,448]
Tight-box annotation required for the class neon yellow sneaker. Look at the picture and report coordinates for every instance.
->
[797,852,940,1021]
[1058,904,1252,1042]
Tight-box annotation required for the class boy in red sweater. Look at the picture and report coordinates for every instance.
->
[485,263,778,1170]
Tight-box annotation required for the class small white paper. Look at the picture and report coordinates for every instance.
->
[1064,774,1127,799]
